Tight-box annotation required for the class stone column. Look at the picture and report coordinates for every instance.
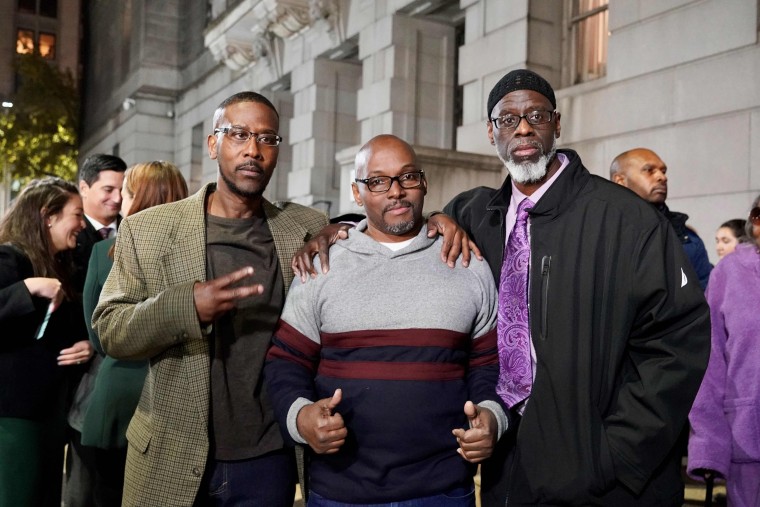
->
[356,14,456,149]
[456,0,561,155]
[286,57,361,216]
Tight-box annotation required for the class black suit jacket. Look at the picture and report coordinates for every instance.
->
[73,216,120,292]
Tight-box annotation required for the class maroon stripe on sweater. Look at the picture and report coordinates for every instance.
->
[470,328,498,367]
[320,328,468,350]
[318,360,465,381]
[266,346,314,371]
[273,320,321,357]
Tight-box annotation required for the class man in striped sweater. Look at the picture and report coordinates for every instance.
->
[265,135,507,506]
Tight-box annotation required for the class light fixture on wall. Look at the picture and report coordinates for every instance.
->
[122,98,136,111]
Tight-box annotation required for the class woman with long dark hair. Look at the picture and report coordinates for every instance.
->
[0,177,94,506]
[714,218,748,260]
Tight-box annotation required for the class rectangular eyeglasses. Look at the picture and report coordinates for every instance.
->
[354,171,425,193]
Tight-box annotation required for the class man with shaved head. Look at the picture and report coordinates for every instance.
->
[611,147,713,289]
[298,71,711,506]
[265,134,506,506]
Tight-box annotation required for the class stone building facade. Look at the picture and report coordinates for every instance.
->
[78,0,760,263]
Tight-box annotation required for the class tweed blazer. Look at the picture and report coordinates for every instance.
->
[93,183,328,507]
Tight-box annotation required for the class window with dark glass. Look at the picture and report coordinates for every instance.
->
[38,32,56,59]
[16,29,35,54]
[17,0,36,14]
[39,0,57,17]
[16,0,57,17]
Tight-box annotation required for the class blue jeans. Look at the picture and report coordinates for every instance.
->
[195,448,297,507]
[307,486,475,507]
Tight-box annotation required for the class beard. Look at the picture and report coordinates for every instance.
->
[385,219,416,235]
[497,137,557,184]
[219,163,270,199]
[378,200,421,236]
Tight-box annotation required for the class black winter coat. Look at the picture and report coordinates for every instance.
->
[0,244,82,419]
[445,149,710,506]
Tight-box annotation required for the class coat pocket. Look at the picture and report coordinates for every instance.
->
[724,397,760,463]
[125,412,152,454]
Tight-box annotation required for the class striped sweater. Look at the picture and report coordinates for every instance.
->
[265,222,504,503]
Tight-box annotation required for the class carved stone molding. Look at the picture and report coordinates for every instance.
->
[309,0,342,41]
[261,0,312,39]
[204,0,343,71]
[207,34,258,71]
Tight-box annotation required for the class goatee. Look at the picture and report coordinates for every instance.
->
[497,138,557,184]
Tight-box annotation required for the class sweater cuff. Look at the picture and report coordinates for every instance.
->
[478,400,508,439]
[287,397,312,444]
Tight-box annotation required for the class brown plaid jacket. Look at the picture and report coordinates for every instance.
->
[93,183,328,506]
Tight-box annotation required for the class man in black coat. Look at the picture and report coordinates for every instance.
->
[443,69,710,506]
[610,147,713,290]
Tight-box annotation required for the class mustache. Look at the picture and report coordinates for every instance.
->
[508,139,544,153]
[383,200,414,213]
[235,162,262,172]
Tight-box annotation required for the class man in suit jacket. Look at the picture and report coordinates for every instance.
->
[73,154,127,290]
[66,153,127,507]
[93,92,328,507]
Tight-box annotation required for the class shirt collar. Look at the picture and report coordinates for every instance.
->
[85,214,118,231]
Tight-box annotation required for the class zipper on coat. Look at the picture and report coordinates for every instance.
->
[539,255,551,341]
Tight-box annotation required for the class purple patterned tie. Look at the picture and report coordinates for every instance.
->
[98,227,111,239]
[497,198,534,408]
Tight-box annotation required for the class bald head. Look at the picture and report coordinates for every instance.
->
[355,135,417,179]
[610,148,669,205]
[352,134,426,243]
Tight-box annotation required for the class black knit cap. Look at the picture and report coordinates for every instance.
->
[487,69,556,117]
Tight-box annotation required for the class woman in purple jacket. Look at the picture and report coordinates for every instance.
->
[688,194,760,506]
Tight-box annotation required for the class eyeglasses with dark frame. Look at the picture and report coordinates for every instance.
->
[750,206,760,226]
[354,170,425,193]
[489,110,556,130]
[214,127,282,146]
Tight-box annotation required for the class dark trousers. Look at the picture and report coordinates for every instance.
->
[0,416,65,507]
[64,429,97,507]
[194,448,297,507]
[308,486,475,507]
[92,446,128,507]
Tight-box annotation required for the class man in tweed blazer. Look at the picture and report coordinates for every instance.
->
[93,92,328,506]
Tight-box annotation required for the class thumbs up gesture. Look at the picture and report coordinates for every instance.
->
[452,401,497,463]
[296,389,347,454]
